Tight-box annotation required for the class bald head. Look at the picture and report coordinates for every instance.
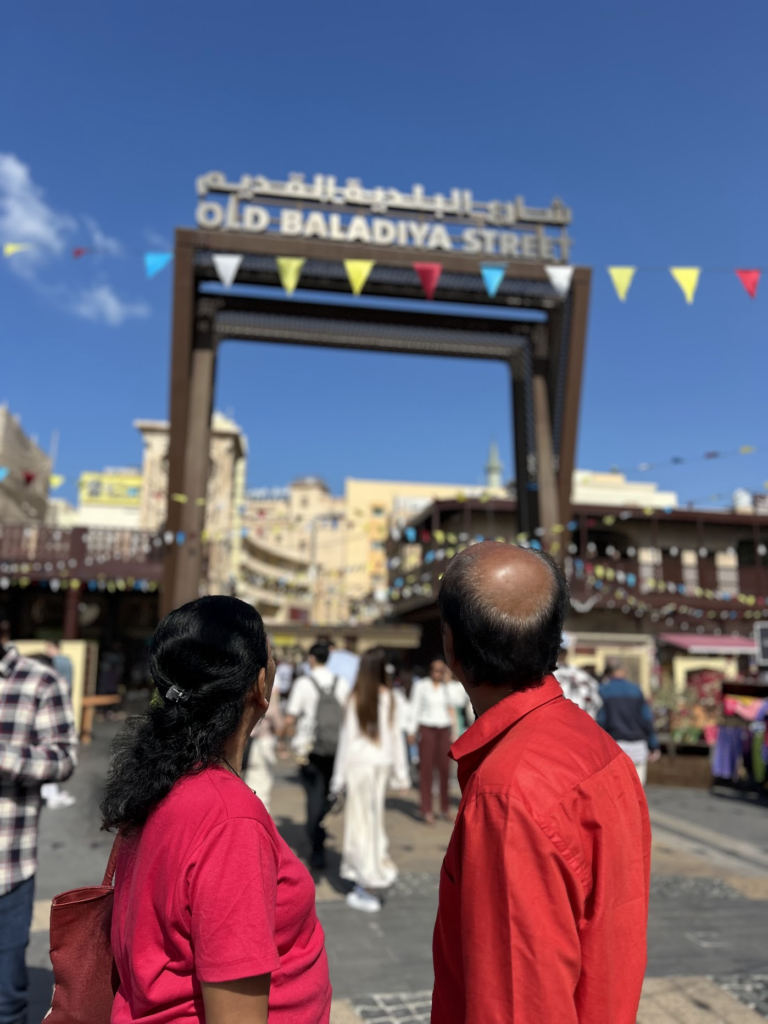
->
[439,541,568,690]
[452,542,557,620]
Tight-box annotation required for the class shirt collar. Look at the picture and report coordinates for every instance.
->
[0,645,20,678]
[451,675,564,789]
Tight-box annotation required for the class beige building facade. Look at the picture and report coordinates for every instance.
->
[46,413,247,598]
[241,473,508,625]
[572,470,678,510]
[135,412,247,596]
[25,412,687,629]
[0,405,52,524]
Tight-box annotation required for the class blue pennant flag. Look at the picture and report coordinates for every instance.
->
[144,252,174,279]
[480,263,506,298]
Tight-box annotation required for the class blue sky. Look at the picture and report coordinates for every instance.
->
[2,1,767,507]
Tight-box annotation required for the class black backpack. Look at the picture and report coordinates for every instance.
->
[309,674,343,756]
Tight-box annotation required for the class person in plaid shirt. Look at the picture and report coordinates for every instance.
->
[0,632,77,1024]
[554,633,603,720]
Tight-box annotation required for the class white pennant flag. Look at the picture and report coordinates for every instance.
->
[212,253,244,288]
[545,265,575,298]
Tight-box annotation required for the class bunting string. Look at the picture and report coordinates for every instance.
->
[3,239,766,305]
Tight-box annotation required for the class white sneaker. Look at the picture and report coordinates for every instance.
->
[45,791,77,809]
[40,783,59,805]
[345,888,381,913]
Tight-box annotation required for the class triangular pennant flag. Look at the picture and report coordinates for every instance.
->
[343,259,375,296]
[23,471,35,485]
[276,257,306,295]
[49,474,65,491]
[413,262,442,300]
[0,467,8,482]
[144,252,174,279]
[212,253,243,288]
[545,265,575,298]
[736,268,761,299]
[607,266,636,302]
[670,267,701,304]
[3,243,32,258]
[480,263,506,298]
[72,247,90,259]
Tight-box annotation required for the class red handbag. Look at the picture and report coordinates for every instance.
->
[45,837,121,1023]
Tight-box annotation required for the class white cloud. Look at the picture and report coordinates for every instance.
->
[0,154,149,327]
[0,153,77,257]
[83,215,123,256]
[70,285,150,326]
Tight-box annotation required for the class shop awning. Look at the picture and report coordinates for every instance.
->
[658,633,757,656]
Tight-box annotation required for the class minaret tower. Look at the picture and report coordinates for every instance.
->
[485,441,503,490]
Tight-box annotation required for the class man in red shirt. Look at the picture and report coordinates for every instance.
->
[432,542,651,1024]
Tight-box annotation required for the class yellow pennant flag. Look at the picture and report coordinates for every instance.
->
[49,474,65,491]
[276,257,306,295]
[343,259,375,296]
[670,267,701,304]
[3,243,32,258]
[170,492,188,504]
[607,266,636,302]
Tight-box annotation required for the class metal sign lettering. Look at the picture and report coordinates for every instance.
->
[195,171,574,261]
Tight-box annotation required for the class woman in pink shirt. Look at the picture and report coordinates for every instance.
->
[100,595,331,1024]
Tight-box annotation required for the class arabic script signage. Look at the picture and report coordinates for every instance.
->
[195,172,573,261]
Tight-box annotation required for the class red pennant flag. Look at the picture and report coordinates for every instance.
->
[23,471,35,485]
[413,262,442,300]
[736,268,761,299]
[72,247,90,259]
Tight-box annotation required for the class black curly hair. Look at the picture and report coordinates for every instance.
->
[100,595,269,834]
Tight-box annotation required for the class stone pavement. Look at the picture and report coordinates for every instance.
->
[23,723,768,1022]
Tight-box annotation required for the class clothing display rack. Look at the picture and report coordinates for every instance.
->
[711,680,768,799]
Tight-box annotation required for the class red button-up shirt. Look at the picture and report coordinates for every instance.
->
[432,676,650,1024]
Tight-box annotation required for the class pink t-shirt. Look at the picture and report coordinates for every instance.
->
[111,766,331,1023]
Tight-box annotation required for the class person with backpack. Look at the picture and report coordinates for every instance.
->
[284,642,350,868]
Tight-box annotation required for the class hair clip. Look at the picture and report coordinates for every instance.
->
[165,684,190,704]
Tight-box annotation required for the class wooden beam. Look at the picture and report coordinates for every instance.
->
[557,267,591,525]
[172,339,216,609]
[161,235,196,617]
[533,373,561,546]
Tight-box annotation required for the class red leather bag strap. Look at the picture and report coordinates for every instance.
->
[102,834,121,887]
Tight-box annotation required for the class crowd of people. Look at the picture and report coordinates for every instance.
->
[0,542,661,1023]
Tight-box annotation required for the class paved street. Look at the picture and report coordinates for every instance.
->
[25,722,768,1023]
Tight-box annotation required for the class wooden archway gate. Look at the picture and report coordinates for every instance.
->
[162,228,591,614]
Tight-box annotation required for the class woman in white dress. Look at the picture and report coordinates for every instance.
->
[242,696,283,811]
[330,648,410,913]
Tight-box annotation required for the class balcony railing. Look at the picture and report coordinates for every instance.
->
[388,543,767,617]
[0,525,164,582]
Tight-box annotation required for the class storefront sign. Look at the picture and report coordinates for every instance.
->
[248,486,290,500]
[79,471,142,507]
[195,171,573,261]
[754,622,768,666]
